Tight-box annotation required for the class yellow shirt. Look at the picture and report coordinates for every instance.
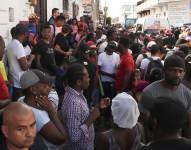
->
[0,61,7,81]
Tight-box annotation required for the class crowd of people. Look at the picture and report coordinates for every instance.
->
[1,7,191,150]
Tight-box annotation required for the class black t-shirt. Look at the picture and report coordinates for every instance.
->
[54,33,70,66]
[66,34,76,48]
[0,113,8,150]
[142,138,191,150]
[33,40,57,74]
[54,33,70,52]
[0,137,8,150]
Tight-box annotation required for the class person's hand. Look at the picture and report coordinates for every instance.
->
[85,107,100,127]
[35,95,55,113]
[89,107,100,121]
[29,54,35,60]
[99,97,110,109]
[64,51,72,56]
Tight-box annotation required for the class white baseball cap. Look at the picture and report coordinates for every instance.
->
[147,41,156,50]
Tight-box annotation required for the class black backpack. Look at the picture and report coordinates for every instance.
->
[145,58,164,83]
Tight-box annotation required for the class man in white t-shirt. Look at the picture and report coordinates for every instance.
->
[6,24,34,101]
[140,44,163,79]
[98,41,120,98]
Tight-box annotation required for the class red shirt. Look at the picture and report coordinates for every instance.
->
[115,51,135,91]
[0,73,9,100]
[78,21,88,32]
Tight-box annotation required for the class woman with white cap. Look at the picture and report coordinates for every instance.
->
[95,92,142,150]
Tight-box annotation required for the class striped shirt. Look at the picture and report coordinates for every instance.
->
[61,86,94,150]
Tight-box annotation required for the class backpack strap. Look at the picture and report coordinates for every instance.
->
[147,57,153,62]
[147,57,163,66]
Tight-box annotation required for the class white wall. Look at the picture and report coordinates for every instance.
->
[67,0,84,19]
[137,0,191,26]
[168,0,190,26]
[78,1,84,19]
[47,0,84,20]
[47,0,63,20]
[0,0,85,44]
[0,0,32,44]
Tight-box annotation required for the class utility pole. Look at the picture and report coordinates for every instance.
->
[104,0,108,25]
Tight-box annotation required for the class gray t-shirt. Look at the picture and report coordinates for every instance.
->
[141,80,191,113]
[182,78,191,90]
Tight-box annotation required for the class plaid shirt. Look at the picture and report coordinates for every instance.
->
[61,87,94,150]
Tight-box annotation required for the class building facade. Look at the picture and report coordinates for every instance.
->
[136,0,191,26]
[0,0,33,44]
[91,0,100,27]
[122,4,137,26]
[0,0,88,44]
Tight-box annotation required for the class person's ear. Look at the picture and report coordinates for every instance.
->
[76,80,82,87]
[1,125,8,138]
